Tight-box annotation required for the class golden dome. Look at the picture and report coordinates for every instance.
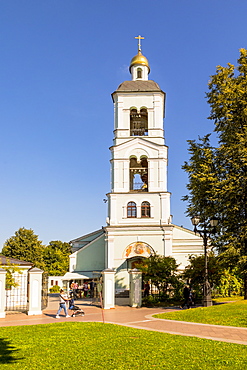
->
[129,51,150,73]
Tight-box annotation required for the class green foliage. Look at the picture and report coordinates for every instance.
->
[206,49,247,258]
[182,134,217,222]
[0,257,23,289]
[1,322,247,369]
[183,49,247,296]
[43,240,72,275]
[2,228,72,275]
[136,255,181,298]
[216,269,242,297]
[183,253,242,298]
[2,228,45,269]
[49,285,60,293]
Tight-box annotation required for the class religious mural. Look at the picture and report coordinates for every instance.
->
[123,242,153,259]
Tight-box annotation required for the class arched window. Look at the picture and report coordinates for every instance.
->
[141,201,150,218]
[140,108,148,136]
[129,156,148,192]
[137,68,142,79]
[130,107,148,136]
[127,202,137,218]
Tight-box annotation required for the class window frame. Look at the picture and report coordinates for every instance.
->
[141,201,151,218]
[127,201,137,218]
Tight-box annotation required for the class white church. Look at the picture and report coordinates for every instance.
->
[69,37,203,293]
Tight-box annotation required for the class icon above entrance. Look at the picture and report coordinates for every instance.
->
[123,242,154,259]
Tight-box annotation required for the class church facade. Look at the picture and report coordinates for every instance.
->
[70,37,203,291]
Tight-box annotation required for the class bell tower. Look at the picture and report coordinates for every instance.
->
[105,36,173,289]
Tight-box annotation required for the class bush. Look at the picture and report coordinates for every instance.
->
[49,285,60,293]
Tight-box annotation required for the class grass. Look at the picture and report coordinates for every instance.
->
[213,296,244,303]
[154,300,247,327]
[0,322,247,369]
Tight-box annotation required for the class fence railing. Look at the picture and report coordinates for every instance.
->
[5,273,28,312]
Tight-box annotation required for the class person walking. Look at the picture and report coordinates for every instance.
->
[180,285,191,309]
[56,289,70,318]
[143,282,150,297]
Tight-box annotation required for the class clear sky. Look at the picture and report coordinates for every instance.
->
[0,0,246,248]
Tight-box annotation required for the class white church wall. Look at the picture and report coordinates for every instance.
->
[108,192,171,226]
[113,92,164,146]
[111,140,168,194]
[120,94,164,129]
[110,227,173,290]
[108,230,168,261]
[172,225,204,269]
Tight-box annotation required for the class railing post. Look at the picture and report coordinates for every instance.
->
[0,268,7,318]
[28,267,43,315]
[129,268,142,307]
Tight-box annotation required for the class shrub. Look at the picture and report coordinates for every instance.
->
[49,285,60,293]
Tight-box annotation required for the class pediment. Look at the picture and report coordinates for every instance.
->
[111,138,167,159]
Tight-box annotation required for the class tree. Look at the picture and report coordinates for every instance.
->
[136,255,181,298]
[182,134,217,223]
[42,240,72,275]
[183,253,242,297]
[183,253,220,289]
[183,49,247,297]
[0,257,23,289]
[207,49,247,296]
[2,228,45,269]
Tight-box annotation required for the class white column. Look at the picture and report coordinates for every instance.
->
[102,268,115,309]
[28,267,43,315]
[129,268,142,307]
[0,268,7,318]
[105,234,114,269]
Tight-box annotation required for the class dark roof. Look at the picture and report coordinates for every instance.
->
[0,255,33,266]
[113,80,164,94]
[70,229,104,244]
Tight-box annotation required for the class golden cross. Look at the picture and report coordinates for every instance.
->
[135,35,144,52]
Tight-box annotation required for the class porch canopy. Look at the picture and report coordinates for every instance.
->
[62,272,89,281]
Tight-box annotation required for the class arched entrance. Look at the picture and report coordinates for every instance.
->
[122,241,155,295]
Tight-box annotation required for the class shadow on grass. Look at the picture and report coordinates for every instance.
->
[0,338,22,364]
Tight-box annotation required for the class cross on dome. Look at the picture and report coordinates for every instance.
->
[130,35,150,76]
[135,35,144,53]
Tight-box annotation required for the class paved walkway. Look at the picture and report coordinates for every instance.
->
[1,296,247,346]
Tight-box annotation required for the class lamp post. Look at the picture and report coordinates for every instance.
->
[191,216,218,307]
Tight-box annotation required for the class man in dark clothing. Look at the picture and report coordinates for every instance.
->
[180,285,191,309]
[90,281,96,298]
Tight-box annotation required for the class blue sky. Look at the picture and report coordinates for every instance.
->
[0,1,246,248]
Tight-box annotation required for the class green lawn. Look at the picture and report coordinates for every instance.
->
[1,322,247,369]
[154,300,247,327]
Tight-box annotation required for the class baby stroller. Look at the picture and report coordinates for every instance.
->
[69,297,85,317]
